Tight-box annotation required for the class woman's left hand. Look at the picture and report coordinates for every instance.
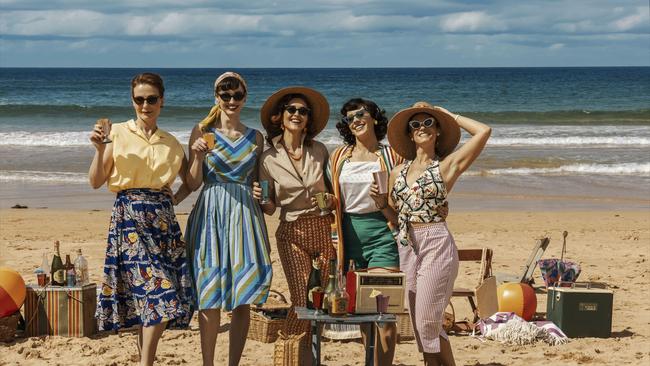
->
[369,183,388,210]
[161,185,177,205]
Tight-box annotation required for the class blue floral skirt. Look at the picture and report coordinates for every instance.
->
[96,189,194,330]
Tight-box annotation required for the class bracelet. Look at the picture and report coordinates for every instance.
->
[454,114,461,122]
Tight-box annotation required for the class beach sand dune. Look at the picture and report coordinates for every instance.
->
[1,209,649,365]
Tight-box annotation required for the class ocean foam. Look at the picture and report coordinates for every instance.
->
[471,163,650,176]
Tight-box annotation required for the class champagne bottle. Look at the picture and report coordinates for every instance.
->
[50,241,65,286]
[74,249,89,285]
[65,254,76,286]
[306,253,322,309]
[330,267,349,317]
[323,258,337,314]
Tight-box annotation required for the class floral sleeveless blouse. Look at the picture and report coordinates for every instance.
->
[391,159,447,246]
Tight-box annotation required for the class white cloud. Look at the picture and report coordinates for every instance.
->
[611,7,647,31]
[549,43,564,50]
[439,11,507,33]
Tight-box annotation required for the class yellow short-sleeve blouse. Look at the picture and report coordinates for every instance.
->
[107,119,184,192]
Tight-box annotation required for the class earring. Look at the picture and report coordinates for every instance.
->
[374,120,378,125]
[436,132,440,137]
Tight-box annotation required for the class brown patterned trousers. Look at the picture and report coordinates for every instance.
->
[276,215,336,337]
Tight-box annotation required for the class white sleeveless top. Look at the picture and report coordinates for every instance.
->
[339,160,381,214]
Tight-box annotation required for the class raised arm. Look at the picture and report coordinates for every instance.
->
[186,125,208,191]
[88,119,114,189]
[439,107,491,191]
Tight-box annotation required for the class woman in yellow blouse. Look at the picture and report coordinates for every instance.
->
[88,73,194,366]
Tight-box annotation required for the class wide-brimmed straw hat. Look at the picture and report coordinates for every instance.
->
[260,86,330,136]
[387,102,461,160]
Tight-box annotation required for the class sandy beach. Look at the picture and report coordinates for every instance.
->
[1,204,649,365]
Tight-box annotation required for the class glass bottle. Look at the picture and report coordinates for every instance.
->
[346,259,356,313]
[74,249,89,285]
[323,258,337,314]
[330,267,349,317]
[50,241,65,286]
[65,254,76,286]
[306,253,322,309]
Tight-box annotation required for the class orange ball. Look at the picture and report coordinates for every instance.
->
[497,282,537,321]
[0,267,26,318]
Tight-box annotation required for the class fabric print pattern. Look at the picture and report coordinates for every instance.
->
[391,160,448,246]
[96,189,194,331]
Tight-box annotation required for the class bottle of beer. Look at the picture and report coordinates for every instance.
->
[306,253,322,309]
[330,267,350,317]
[323,258,337,314]
[50,241,65,286]
[65,254,76,287]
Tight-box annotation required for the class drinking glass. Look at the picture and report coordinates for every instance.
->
[202,132,216,151]
[372,170,388,195]
[314,192,330,216]
[97,118,112,144]
[376,294,390,321]
[260,180,270,204]
[312,290,325,316]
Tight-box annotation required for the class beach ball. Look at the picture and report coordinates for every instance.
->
[496,282,537,321]
[0,267,26,318]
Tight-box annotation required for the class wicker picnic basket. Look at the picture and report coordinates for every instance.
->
[230,290,290,343]
[397,302,455,342]
[273,331,306,366]
[0,311,20,343]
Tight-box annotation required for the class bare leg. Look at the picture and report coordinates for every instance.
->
[422,336,455,366]
[139,321,167,366]
[228,304,250,366]
[199,309,221,366]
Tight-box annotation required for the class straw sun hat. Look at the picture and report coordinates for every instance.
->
[387,102,461,160]
[260,86,330,137]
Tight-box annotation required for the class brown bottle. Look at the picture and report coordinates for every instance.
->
[50,241,65,286]
[329,268,349,317]
[65,254,76,286]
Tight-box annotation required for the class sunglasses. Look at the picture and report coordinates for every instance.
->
[343,108,368,124]
[218,92,246,102]
[133,95,160,105]
[284,105,311,116]
[408,118,437,130]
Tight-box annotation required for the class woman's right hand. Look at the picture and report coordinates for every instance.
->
[252,181,263,201]
[90,119,108,149]
[191,137,209,157]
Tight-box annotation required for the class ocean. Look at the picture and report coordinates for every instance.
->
[1,67,649,209]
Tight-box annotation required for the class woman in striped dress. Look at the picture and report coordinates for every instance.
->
[185,72,272,366]
[387,102,491,366]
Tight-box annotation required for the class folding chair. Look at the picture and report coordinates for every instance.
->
[452,248,498,324]
[495,237,550,286]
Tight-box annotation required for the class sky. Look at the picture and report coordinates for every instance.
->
[0,0,648,68]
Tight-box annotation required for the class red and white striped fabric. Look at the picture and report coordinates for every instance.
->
[399,222,458,353]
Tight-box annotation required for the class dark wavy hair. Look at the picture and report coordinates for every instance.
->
[265,93,317,146]
[336,98,388,146]
[131,72,164,97]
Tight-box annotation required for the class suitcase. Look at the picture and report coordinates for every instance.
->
[24,283,97,337]
[546,282,613,338]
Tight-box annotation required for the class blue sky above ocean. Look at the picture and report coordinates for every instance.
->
[0,0,648,67]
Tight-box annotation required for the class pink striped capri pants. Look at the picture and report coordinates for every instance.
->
[399,222,459,353]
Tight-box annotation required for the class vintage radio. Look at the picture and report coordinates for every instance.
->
[546,282,613,338]
[346,271,405,314]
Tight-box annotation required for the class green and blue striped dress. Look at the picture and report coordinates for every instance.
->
[185,127,272,311]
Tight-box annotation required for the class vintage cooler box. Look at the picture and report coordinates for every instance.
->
[24,283,97,337]
[546,282,613,338]
[346,271,405,314]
